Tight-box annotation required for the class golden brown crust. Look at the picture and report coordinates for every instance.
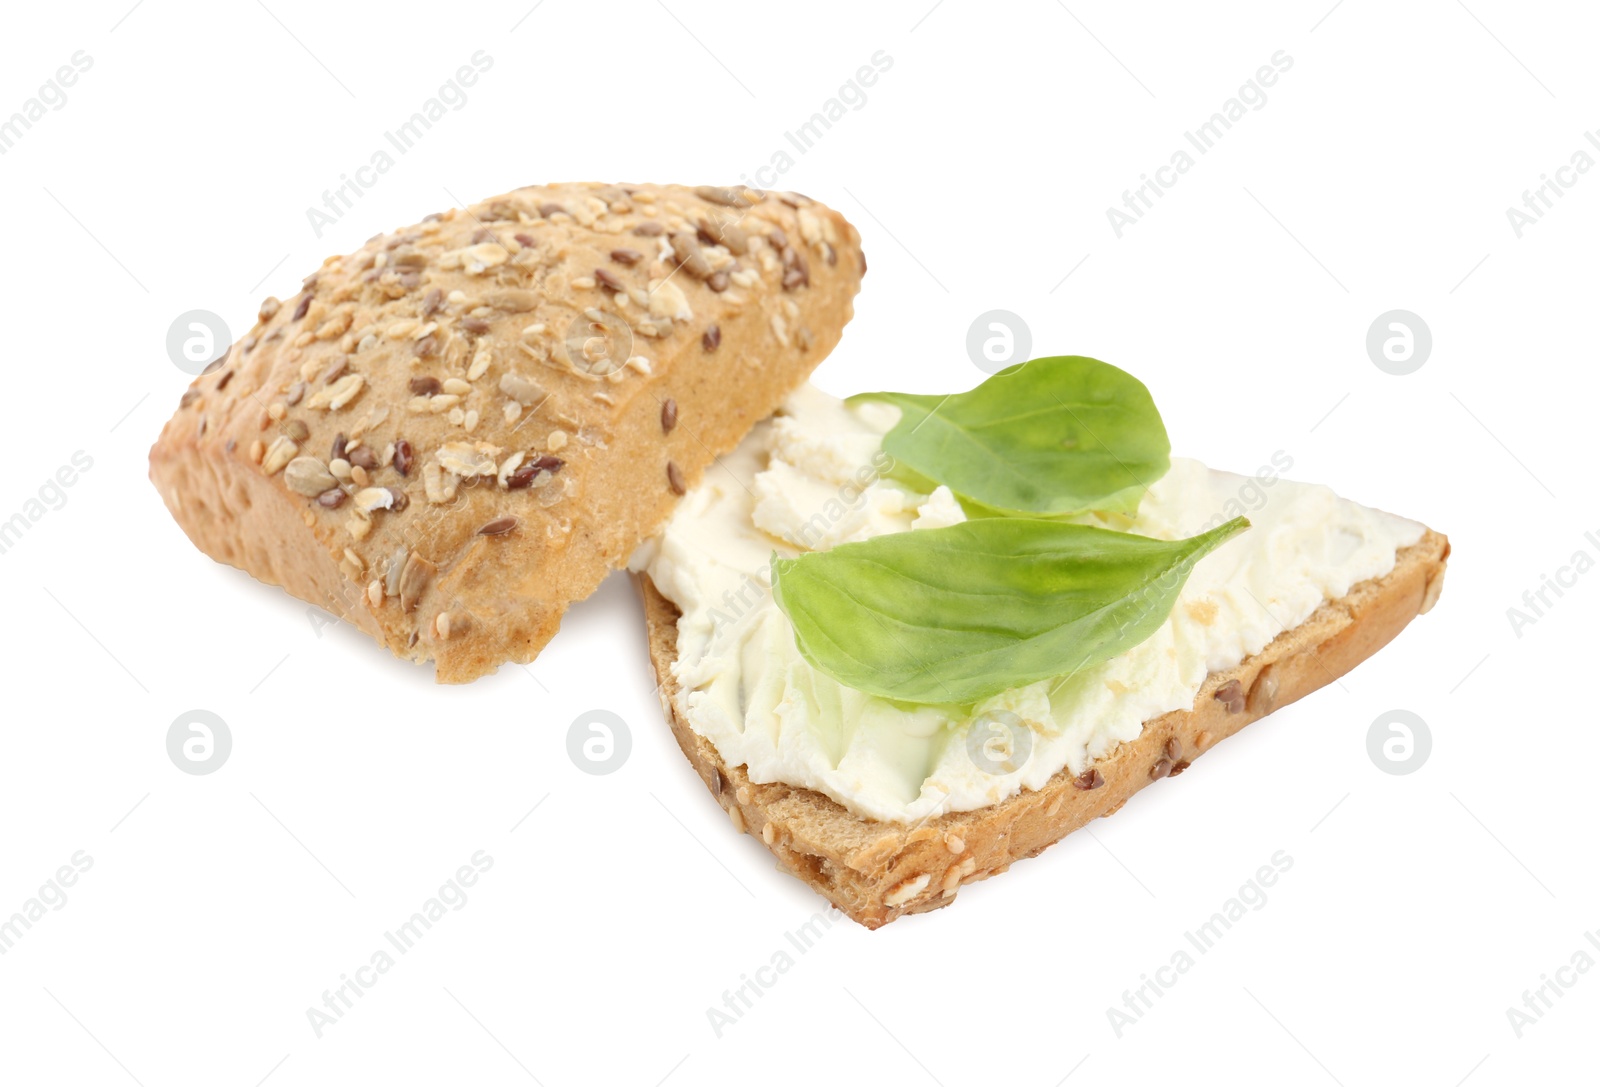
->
[639,528,1449,928]
[149,183,862,682]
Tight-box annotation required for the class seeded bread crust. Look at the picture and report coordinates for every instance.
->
[150,183,862,682]
[639,529,1449,928]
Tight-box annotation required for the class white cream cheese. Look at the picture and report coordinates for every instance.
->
[630,384,1424,823]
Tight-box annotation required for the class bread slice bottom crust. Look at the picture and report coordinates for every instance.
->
[638,529,1449,929]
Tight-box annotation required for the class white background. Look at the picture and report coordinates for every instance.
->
[0,0,1590,1083]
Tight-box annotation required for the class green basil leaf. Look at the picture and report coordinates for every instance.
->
[849,355,1170,517]
[770,516,1249,705]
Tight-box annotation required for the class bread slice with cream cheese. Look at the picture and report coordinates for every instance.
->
[634,388,1448,927]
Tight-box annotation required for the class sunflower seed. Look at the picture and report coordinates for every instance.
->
[486,289,538,312]
[694,185,750,207]
[499,372,544,406]
[670,232,713,279]
[284,456,338,496]
[398,552,435,612]
[698,216,748,255]
[262,435,299,474]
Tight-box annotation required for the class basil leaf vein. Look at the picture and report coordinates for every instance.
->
[770,516,1249,705]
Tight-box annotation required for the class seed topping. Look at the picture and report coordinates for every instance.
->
[1072,768,1105,790]
[477,516,518,536]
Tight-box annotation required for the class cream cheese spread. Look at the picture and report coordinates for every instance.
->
[630,384,1424,823]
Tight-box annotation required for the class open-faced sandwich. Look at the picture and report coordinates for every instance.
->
[632,357,1448,927]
